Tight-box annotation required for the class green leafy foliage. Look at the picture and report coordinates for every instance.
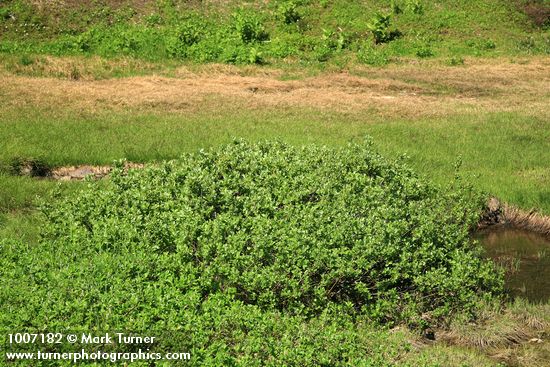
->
[166,16,205,58]
[232,9,268,44]
[415,46,434,58]
[314,27,351,61]
[406,0,424,15]
[391,0,403,15]
[367,13,401,44]
[18,53,33,65]
[448,56,465,66]
[1,140,502,362]
[466,38,497,53]
[144,12,163,26]
[277,1,301,25]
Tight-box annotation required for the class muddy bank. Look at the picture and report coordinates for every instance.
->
[480,197,550,238]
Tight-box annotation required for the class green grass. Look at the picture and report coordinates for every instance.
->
[0,209,42,243]
[368,113,550,213]
[1,105,549,213]
[0,174,61,212]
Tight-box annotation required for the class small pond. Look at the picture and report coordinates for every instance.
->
[475,226,550,303]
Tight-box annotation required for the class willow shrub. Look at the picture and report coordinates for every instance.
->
[0,139,502,365]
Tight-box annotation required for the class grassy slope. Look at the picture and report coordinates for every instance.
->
[0,0,548,65]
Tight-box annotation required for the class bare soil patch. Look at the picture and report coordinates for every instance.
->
[51,162,144,181]
[8,159,145,181]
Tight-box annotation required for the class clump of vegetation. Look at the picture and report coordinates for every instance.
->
[314,27,350,61]
[232,9,268,44]
[357,44,390,65]
[391,0,403,15]
[7,156,50,177]
[415,46,434,58]
[18,54,33,65]
[0,140,503,364]
[367,13,401,44]
[406,0,424,15]
[448,56,465,66]
[166,16,204,58]
[277,1,301,25]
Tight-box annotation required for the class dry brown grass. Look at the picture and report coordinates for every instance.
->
[438,300,550,367]
[504,205,550,237]
[1,57,549,120]
[3,55,170,81]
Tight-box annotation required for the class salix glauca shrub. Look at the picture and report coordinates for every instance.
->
[1,140,502,365]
